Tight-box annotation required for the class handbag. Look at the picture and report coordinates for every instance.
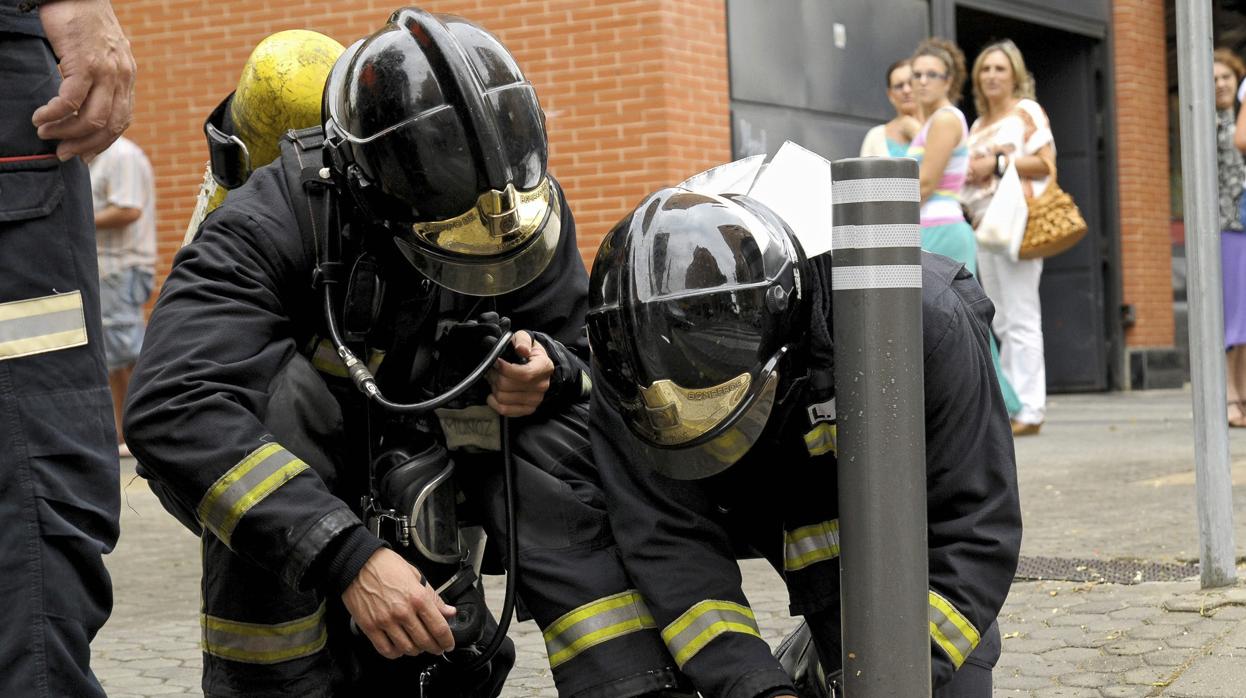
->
[973,159,1028,260]
[1018,152,1088,259]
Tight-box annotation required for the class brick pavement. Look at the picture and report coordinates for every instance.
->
[93,388,1246,696]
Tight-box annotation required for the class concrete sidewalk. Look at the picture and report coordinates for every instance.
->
[91,387,1246,697]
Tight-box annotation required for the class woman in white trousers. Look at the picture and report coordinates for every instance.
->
[963,40,1054,436]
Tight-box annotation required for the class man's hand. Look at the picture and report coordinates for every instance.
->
[34,0,136,161]
[341,548,457,659]
[486,330,553,417]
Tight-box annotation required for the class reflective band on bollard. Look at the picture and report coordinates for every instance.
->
[831,157,931,697]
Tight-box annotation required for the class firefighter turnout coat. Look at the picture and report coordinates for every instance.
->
[590,253,1023,698]
[124,136,678,697]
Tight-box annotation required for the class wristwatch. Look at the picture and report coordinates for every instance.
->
[994,153,1007,177]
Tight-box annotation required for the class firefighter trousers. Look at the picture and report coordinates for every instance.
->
[0,32,121,698]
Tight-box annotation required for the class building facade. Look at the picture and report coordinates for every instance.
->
[116,0,1174,392]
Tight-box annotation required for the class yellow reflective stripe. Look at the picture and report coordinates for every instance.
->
[0,291,87,360]
[197,444,308,546]
[202,602,327,664]
[803,422,837,456]
[542,590,656,668]
[661,600,761,668]
[310,338,384,378]
[928,590,980,668]
[784,519,840,571]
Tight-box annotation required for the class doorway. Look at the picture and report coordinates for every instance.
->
[955,7,1118,391]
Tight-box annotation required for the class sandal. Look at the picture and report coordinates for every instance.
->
[1228,401,1246,428]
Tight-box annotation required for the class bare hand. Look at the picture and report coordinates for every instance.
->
[341,548,457,659]
[968,154,996,184]
[897,115,922,141]
[33,0,136,161]
[486,330,553,417]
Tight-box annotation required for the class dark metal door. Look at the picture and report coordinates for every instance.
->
[956,8,1114,391]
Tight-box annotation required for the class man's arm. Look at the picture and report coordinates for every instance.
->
[590,389,798,698]
[32,0,135,160]
[94,204,139,229]
[124,175,454,656]
[921,259,1023,685]
[487,179,592,416]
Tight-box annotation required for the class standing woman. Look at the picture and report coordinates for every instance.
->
[962,40,1054,436]
[907,37,1023,417]
[1218,49,1246,427]
[860,59,921,157]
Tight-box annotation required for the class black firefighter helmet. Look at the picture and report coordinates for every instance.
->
[587,187,807,479]
[322,7,559,296]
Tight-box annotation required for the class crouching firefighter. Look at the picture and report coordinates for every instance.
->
[585,176,1023,697]
[124,8,684,697]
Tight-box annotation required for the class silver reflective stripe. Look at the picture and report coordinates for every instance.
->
[662,600,761,668]
[831,265,922,290]
[784,519,840,571]
[831,223,921,250]
[833,178,920,204]
[202,603,327,665]
[928,590,980,668]
[0,291,87,360]
[197,443,308,546]
[543,590,656,668]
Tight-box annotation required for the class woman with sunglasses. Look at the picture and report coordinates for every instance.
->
[860,59,921,157]
[907,37,1022,421]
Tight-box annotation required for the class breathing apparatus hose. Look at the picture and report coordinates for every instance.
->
[317,192,519,673]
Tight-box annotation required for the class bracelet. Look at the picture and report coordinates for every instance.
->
[994,153,1007,177]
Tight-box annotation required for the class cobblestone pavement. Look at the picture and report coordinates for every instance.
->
[94,388,1246,696]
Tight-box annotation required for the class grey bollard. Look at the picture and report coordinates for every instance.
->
[830,157,930,696]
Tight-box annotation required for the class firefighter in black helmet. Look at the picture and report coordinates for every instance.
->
[587,186,1022,697]
[125,8,682,697]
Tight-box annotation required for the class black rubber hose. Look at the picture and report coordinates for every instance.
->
[463,416,517,672]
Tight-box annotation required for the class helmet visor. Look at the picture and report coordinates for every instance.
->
[612,360,779,480]
[602,348,783,480]
[393,181,562,296]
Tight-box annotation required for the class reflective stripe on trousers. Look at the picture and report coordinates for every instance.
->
[542,589,656,669]
[202,602,328,664]
[661,600,762,668]
[929,589,981,668]
[0,291,88,360]
[197,443,309,546]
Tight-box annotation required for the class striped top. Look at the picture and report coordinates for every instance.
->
[906,106,969,227]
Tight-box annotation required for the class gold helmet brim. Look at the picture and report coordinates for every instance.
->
[393,181,562,297]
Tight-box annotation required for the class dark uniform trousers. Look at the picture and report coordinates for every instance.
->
[188,352,677,698]
[0,33,121,698]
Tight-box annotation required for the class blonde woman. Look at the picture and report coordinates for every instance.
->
[962,40,1053,436]
[908,37,1022,422]
[860,59,921,157]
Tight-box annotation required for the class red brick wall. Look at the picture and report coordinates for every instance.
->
[1112,0,1174,348]
[112,0,732,284]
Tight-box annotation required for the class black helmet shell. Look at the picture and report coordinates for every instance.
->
[323,8,558,296]
[587,187,805,478]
